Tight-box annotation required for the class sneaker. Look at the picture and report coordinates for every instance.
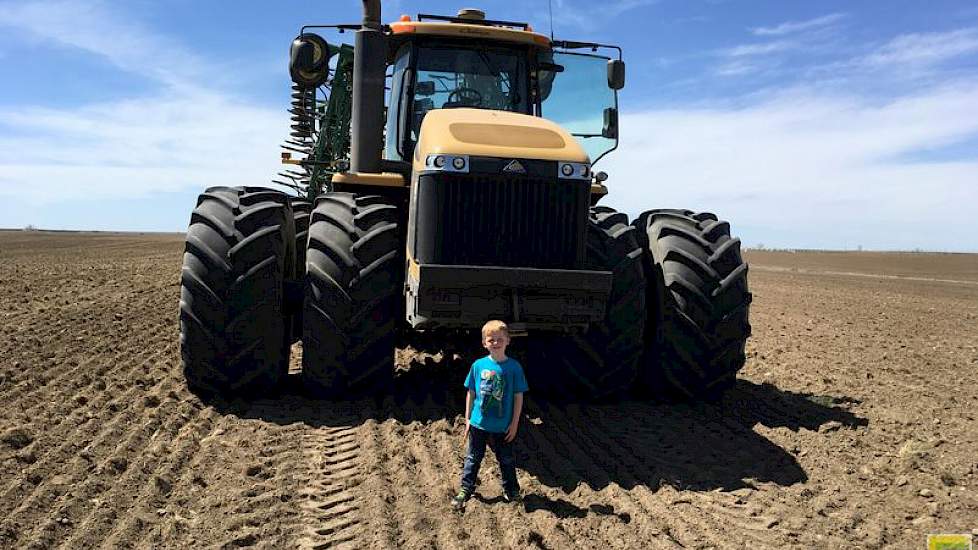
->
[451,489,471,510]
[503,489,522,503]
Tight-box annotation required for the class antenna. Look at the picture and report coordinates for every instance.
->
[548,0,554,40]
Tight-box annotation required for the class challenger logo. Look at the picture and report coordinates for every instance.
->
[502,160,526,174]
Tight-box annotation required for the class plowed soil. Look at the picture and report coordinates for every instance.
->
[1,231,977,549]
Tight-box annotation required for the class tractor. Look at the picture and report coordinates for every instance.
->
[178,2,751,401]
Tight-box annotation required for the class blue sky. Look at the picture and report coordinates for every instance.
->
[1,0,977,251]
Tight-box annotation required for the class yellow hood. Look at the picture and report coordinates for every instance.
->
[413,109,588,169]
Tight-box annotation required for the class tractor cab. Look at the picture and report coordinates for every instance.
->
[383,10,624,164]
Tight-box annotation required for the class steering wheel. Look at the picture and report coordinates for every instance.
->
[446,87,483,107]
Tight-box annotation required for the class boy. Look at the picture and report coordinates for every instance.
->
[451,320,529,510]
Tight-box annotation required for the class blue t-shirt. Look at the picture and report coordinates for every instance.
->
[465,355,529,433]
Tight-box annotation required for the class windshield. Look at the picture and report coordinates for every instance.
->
[410,43,529,139]
[540,51,618,163]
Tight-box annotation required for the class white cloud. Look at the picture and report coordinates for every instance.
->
[0,0,290,203]
[0,0,211,88]
[0,89,283,201]
[859,28,978,68]
[752,13,847,37]
[604,81,978,250]
[724,40,795,58]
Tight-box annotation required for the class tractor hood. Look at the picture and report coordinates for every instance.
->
[412,108,588,171]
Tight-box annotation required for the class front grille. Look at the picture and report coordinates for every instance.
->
[414,172,589,269]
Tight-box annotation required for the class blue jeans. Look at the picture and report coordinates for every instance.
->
[461,426,518,494]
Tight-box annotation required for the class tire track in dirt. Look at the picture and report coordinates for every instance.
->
[515,426,585,550]
[400,396,486,550]
[1,371,189,548]
[136,413,238,548]
[2,384,192,546]
[60,403,214,549]
[36,400,205,549]
[0,305,167,405]
[525,401,664,548]
[357,416,402,549]
[0,344,162,464]
[378,405,440,549]
[0,319,119,406]
[592,403,784,548]
[295,423,364,549]
[0,350,177,519]
[184,425,301,549]
[593,404,747,548]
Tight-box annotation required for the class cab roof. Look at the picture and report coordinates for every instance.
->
[389,16,551,49]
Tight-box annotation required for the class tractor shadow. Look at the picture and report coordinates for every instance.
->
[202,351,868,494]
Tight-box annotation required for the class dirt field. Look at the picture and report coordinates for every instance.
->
[1,231,977,549]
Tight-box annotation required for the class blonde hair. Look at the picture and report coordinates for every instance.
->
[481,320,509,338]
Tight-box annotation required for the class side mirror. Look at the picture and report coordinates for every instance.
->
[602,107,619,139]
[290,33,332,88]
[594,171,609,183]
[607,59,625,90]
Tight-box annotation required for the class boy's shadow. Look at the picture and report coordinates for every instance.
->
[202,350,867,494]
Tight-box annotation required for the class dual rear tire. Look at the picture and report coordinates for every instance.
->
[179,187,295,397]
[300,192,402,397]
[633,209,752,399]
[180,188,400,399]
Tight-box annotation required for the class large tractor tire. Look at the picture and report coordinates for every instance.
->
[179,186,295,397]
[633,210,752,399]
[302,192,402,398]
[289,197,312,343]
[524,206,646,401]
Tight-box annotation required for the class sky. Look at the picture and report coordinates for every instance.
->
[0,0,977,251]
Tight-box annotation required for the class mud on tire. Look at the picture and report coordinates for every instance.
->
[302,192,402,398]
[633,209,752,399]
[179,186,295,397]
[525,206,646,401]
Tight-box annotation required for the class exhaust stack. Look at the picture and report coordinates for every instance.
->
[351,0,385,174]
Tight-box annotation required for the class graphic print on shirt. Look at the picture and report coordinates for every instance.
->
[479,369,506,418]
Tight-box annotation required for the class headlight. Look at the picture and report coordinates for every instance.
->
[425,154,469,173]
[559,162,590,181]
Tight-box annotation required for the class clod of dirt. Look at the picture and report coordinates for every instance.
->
[15,449,37,464]
[0,526,18,544]
[108,457,128,474]
[1,427,33,449]
[918,489,934,498]
[245,465,263,477]
[895,475,909,487]
[939,471,957,486]
[818,421,843,433]
[523,530,547,549]
[74,395,88,406]
[144,395,161,408]
[228,532,258,547]
[154,475,173,495]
